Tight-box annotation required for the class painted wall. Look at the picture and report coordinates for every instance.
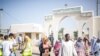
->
[93,16,100,37]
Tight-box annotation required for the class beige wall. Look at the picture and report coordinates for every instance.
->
[93,16,100,37]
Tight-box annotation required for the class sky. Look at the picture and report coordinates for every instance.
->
[59,17,78,31]
[0,0,97,29]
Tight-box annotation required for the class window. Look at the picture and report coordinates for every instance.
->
[36,33,39,40]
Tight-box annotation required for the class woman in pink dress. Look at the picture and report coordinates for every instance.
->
[54,40,61,56]
[75,37,85,56]
[42,36,51,56]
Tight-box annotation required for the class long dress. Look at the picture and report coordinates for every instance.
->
[54,41,61,56]
[22,42,32,56]
[90,37,97,55]
[94,42,100,56]
[75,41,85,56]
[58,40,77,56]
[84,41,90,56]
[42,44,50,56]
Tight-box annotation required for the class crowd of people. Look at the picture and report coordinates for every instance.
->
[0,33,100,56]
[0,33,32,56]
[39,33,100,56]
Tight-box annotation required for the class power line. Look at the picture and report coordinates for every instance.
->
[0,8,21,32]
[2,10,21,22]
[0,8,22,34]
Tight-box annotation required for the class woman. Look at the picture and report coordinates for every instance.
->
[22,35,32,56]
[90,36,97,55]
[42,36,51,56]
[83,36,90,56]
[94,38,100,56]
[75,37,85,56]
[54,40,61,56]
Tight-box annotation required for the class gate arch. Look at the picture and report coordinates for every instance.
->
[44,6,93,42]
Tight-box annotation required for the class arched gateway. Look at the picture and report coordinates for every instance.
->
[44,6,93,41]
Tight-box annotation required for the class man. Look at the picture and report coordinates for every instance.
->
[17,34,22,50]
[59,33,77,56]
[9,33,17,56]
[48,33,54,47]
[39,38,44,56]
[2,35,13,56]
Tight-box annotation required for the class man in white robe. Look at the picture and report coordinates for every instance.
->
[59,34,77,56]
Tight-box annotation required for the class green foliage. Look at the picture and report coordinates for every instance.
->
[73,31,78,40]
[58,28,64,39]
[58,28,64,33]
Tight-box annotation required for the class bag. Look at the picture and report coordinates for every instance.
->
[39,43,45,53]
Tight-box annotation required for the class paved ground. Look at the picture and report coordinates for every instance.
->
[15,45,55,56]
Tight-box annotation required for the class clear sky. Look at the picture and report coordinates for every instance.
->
[0,0,96,29]
[59,17,78,31]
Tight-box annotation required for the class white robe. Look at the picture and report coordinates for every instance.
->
[59,40,77,56]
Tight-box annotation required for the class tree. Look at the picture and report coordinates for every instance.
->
[58,28,64,39]
[73,31,78,40]
[59,28,64,33]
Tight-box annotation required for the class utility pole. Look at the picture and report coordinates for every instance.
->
[64,4,68,8]
[65,4,68,7]
[97,0,98,16]
[0,8,3,34]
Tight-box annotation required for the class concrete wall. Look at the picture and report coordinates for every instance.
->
[93,16,100,37]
